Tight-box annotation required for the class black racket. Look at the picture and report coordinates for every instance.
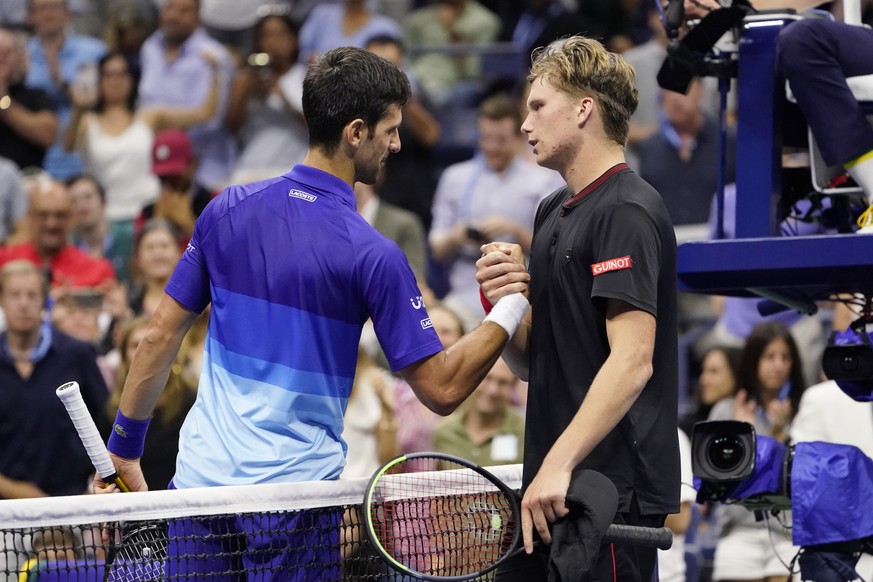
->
[56,381,167,582]
[362,452,673,581]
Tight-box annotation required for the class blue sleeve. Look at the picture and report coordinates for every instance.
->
[361,241,443,372]
[165,201,218,313]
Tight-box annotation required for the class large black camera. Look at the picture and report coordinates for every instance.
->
[822,326,873,401]
[691,420,791,511]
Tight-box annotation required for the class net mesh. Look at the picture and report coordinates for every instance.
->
[0,464,521,582]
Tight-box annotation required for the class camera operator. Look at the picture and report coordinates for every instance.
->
[225,7,308,185]
[707,321,806,582]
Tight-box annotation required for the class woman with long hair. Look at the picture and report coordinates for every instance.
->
[680,346,742,437]
[64,51,219,235]
[127,219,182,317]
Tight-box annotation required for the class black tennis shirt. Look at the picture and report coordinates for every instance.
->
[524,163,680,516]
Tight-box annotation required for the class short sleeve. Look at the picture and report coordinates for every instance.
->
[166,209,213,313]
[590,202,662,316]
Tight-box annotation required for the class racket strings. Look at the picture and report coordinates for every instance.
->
[369,458,518,578]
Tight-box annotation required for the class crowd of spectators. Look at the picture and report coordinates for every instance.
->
[2,1,873,581]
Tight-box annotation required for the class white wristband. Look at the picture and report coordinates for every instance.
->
[483,292,529,337]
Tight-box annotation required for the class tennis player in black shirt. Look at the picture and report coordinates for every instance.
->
[476,35,680,581]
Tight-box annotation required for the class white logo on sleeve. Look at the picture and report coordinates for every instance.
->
[421,318,433,330]
[289,189,317,202]
[410,296,424,309]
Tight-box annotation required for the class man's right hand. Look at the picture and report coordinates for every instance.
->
[475,242,529,304]
[93,453,148,493]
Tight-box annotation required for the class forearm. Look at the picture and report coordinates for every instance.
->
[402,99,440,147]
[501,313,531,381]
[0,104,58,148]
[63,106,86,152]
[119,296,198,419]
[0,473,49,499]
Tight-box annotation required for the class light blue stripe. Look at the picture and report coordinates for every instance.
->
[206,336,352,400]
[174,352,348,488]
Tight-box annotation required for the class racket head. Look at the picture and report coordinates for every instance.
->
[105,520,168,582]
[362,453,522,581]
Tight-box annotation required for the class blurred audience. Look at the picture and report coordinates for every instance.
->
[0,157,27,245]
[0,259,107,499]
[429,93,562,330]
[140,129,211,241]
[708,321,805,582]
[679,345,741,437]
[0,179,115,291]
[138,0,236,191]
[0,27,59,170]
[434,357,524,466]
[635,80,736,226]
[67,174,133,283]
[299,0,401,64]
[64,51,219,238]
[355,181,428,280]
[25,0,106,180]
[365,34,441,232]
[340,346,400,479]
[403,0,501,107]
[394,302,465,456]
[657,428,697,582]
[199,0,280,56]
[101,0,156,71]
[510,0,592,59]
[227,8,308,184]
[127,219,182,317]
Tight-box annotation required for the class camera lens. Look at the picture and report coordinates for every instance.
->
[707,435,745,471]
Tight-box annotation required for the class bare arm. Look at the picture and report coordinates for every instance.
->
[399,319,514,416]
[95,294,199,493]
[519,300,655,551]
[141,57,221,132]
[0,100,58,148]
[0,473,49,499]
[63,105,89,152]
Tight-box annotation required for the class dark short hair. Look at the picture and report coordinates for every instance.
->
[65,174,106,205]
[302,46,410,155]
[477,93,522,128]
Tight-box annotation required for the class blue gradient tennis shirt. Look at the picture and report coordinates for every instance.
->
[166,165,443,488]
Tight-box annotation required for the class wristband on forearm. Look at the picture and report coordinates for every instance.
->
[483,292,529,337]
[107,410,150,459]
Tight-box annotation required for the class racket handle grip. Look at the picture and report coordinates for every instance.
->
[56,381,128,491]
[603,524,673,551]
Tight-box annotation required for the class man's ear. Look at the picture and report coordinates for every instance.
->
[577,96,595,128]
[344,118,367,149]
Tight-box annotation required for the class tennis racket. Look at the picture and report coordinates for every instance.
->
[56,381,167,582]
[362,452,673,581]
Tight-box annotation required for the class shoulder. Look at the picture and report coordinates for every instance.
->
[68,34,106,58]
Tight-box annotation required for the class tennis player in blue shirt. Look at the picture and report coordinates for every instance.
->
[95,46,531,580]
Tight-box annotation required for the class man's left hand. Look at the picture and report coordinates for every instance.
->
[520,462,571,552]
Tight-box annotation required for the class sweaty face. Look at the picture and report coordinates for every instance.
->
[354,104,402,186]
[0,272,45,335]
[522,77,580,173]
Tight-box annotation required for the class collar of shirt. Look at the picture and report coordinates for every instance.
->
[286,164,356,210]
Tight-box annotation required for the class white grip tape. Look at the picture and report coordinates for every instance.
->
[56,381,116,480]
[483,292,529,338]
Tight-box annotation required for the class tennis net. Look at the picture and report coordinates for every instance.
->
[0,463,522,581]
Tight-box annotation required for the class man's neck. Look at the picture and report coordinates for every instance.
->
[302,148,356,189]
[35,245,61,265]
[464,408,506,442]
[562,140,627,194]
[75,221,109,255]
[6,328,40,357]
[38,30,66,49]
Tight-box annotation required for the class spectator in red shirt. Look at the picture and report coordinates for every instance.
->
[0,179,115,291]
